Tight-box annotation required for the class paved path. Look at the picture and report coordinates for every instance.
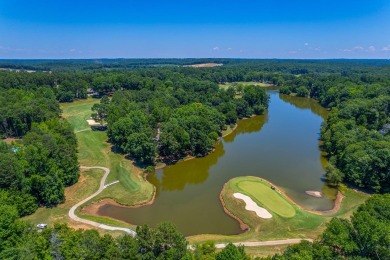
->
[68,166,136,236]
[214,239,313,249]
[105,180,120,188]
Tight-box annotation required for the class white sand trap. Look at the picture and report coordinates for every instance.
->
[305,191,323,198]
[233,193,272,219]
[86,119,100,126]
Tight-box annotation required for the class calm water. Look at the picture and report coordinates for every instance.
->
[98,92,336,236]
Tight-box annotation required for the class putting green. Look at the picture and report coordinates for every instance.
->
[233,177,296,218]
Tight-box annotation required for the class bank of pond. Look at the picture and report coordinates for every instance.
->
[79,91,366,236]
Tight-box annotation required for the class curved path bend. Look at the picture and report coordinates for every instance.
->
[68,166,136,236]
[69,167,313,246]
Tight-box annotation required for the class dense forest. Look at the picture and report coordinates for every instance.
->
[1,59,388,191]
[1,59,389,259]
[105,81,268,164]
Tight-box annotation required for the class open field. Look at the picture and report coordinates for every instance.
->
[184,63,223,68]
[188,176,368,244]
[219,81,273,90]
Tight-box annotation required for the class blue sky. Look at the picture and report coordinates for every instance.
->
[1,0,390,59]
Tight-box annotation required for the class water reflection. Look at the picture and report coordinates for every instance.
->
[224,113,269,143]
[149,142,226,193]
[98,92,336,235]
[279,94,329,119]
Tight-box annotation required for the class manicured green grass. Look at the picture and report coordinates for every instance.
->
[63,98,154,206]
[236,180,296,218]
[25,98,154,232]
[61,98,99,132]
[188,176,369,245]
[221,176,325,240]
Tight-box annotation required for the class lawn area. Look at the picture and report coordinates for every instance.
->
[219,81,273,90]
[188,176,368,244]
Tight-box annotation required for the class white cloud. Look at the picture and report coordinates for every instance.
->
[343,46,364,52]
[368,46,376,52]
[304,43,309,46]
[69,49,76,52]
[226,47,233,51]
[213,46,219,51]
[382,45,390,51]
[288,50,298,54]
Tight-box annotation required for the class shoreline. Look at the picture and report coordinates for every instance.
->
[78,107,343,234]
[81,180,156,217]
[79,119,243,227]
[219,183,249,231]
[155,120,241,170]
[219,176,344,233]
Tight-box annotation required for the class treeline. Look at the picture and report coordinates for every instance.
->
[279,74,390,193]
[2,59,390,103]
[266,194,390,260]
[0,88,61,137]
[0,87,79,212]
[0,119,79,207]
[2,58,390,74]
[1,60,389,191]
[0,214,249,260]
[106,83,269,164]
[0,193,388,259]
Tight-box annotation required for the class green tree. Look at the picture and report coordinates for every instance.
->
[125,133,156,164]
[325,164,344,187]
[215,243,250,260]
[296,86,309,97]
[92,95,110,125]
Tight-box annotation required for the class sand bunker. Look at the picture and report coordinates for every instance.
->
[305,191,323,198]
[233,193,272,219]
[86,119,100,126]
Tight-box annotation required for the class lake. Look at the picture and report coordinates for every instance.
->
[98,91,336,236]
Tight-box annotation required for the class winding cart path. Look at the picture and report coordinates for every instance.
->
[68,166,136,236]
[69,167,313,247]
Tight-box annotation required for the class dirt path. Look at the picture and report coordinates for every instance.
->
[68,166,136,236]
[214,239,313,249]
